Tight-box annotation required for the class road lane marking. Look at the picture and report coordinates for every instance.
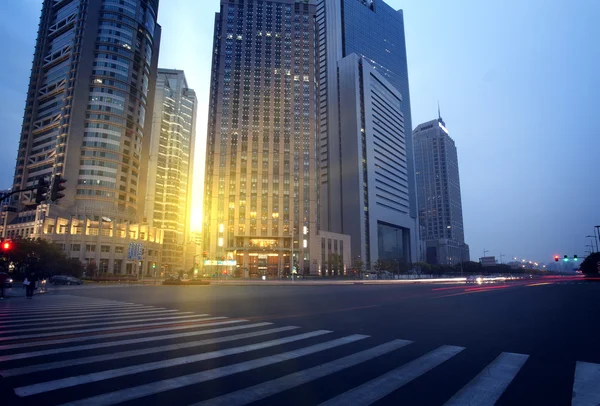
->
[0,322,273,362]
[443,352,529,406]
[15,330,334,397]
[319,345,465,406]
[1,326,300,377]
[0,316,223,342]
[0,319,247,351]
[0,313,199,335]
[573,361,600,406]
[193,339,412,406]
[0,309,179,325]
[59,334,369,406]
[526,283,552,287]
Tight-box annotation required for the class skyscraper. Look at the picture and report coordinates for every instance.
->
[413,114,470,265]
[1,0,164,276]
[146,69,197,274]
[203,0,319,278]
[317,0,418,267]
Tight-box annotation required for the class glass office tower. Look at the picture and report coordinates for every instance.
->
[146,69,197,274]
[318,0,418,267]
[2,0,164,276]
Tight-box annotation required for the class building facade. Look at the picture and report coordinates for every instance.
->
[2,0,163,275]
[336,54,418,268]
[317,0,418,267]
[413,115,470,265]
[146,69,197,274]
[203,0,321,278]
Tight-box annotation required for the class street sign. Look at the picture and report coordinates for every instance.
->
[128,243,144,260]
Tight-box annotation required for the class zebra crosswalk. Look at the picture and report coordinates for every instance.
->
[0,295,598,405]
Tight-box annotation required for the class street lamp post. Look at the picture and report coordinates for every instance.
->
[594,226,600,253]
[586,236,597,254]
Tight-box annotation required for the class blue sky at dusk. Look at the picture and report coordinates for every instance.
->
[0,0,598,264]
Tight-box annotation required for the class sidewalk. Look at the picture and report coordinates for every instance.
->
[1,285,51,300]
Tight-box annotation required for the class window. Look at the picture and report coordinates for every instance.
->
[86,245,96,252]
[115,245,124,254]
[71,244,81,252]
[101,245,111,253]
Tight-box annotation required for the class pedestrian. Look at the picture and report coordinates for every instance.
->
[25,272,37,299]
[0,271,7,299]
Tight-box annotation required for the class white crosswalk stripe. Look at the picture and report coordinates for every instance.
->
[0,322,273,362]
[0,326,300,377]
[0,316,225,341]
[0,296,594,406]
[0,312,197,334]
[193,339,413,406]
[15,330,333,396]
[60,334,369,406]
[0,307,174,323]
[444,352,529,406]
[0,319,247,351]
[573,361,600,406]
[320,345,465,406]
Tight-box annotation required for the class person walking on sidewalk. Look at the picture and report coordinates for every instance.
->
[25,272,38,299]
[0,271,7,299]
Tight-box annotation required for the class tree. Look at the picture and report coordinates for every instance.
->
[86,261,98,278]
[329,253,343,276]
[580,252,600,276]
[353,257,365,279]
[0,238,84,278]
[373,259,386,277]
[413,262,431,278]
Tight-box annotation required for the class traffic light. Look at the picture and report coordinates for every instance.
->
[563,255,569,262]
[50,175,67,201]
[554,255,559,262]
[35,178,49,204]
[203,251,208,258]
[574,255,578,262]
[2,240,11,251]
[152,262,156,269]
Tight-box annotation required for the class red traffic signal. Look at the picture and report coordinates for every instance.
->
[554,255,559,262]
[2,241,11,250]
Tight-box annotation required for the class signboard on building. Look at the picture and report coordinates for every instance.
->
[204,260,237,266]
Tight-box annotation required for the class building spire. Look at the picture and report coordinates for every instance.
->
[437,101,442,121]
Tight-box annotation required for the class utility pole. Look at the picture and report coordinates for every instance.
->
[499,253,505,264]
[483,249,489,257]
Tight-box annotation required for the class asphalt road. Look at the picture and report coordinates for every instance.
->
[0,278,598,405]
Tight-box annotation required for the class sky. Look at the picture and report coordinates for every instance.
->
[0,0,598,264]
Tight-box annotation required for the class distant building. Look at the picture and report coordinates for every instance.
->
[413,113,470,265]
[146,69,197,274]
[480,256,497,267]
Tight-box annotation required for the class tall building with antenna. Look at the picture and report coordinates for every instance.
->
[413,110,470,265]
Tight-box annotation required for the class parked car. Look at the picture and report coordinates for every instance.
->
[50,275,83,285]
